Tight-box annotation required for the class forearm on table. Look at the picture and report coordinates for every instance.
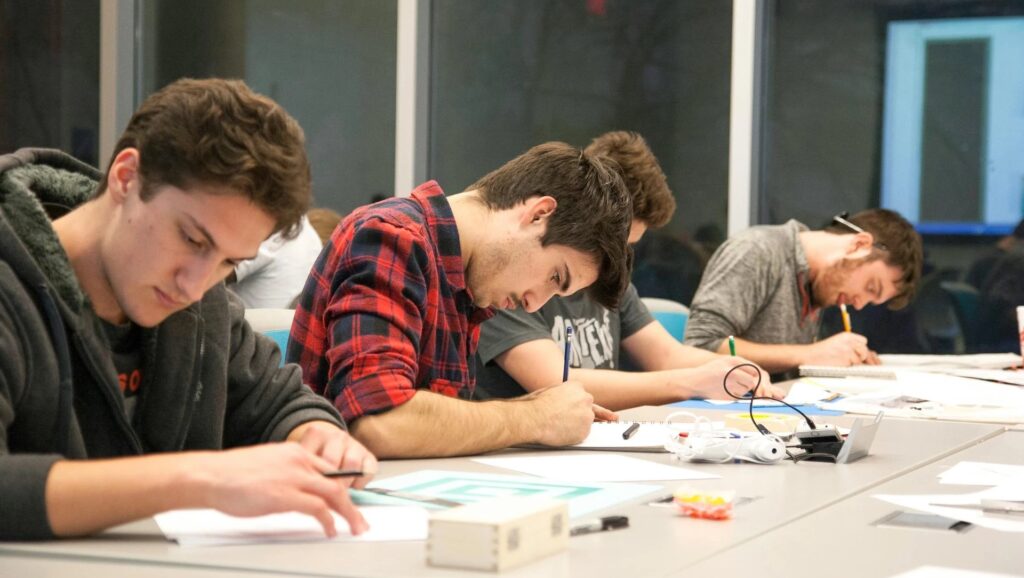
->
[714,337,807,374]
[348,391,542,458]
[568,368,689,410]
[46,453,211,537]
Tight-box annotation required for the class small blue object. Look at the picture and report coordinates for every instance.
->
[652,311,688,342]
[264,329,290,366]
[669,399,844,416]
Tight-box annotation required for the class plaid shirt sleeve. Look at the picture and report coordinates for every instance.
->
[290,216,431,423]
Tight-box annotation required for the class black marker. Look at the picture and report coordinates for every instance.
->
[570,515,630,537]
[622,423,640,440]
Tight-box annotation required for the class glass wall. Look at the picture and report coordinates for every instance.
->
[0,0,100,166]
[431,0,733,305]
[763,0,1024,353]
[140,0,397,216]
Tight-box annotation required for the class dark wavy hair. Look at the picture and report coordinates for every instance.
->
[100,78,311,239]
[585,131,675,228]
[470,142,633,309]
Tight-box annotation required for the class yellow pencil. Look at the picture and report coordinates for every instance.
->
[840,303,852,333]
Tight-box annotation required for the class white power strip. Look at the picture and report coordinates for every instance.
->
[666,431,786,464]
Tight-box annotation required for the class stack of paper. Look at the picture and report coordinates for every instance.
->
[874,486,1024,533]
[800,353,1022,381]
[875,461,1024,533]
[816,371,1024,423]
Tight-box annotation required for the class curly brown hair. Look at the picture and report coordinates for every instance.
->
[469,142,633,309]
[100,78,311,239]
[585,131,675,229]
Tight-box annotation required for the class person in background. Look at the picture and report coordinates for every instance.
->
[307,207,344,245]
[685,209,923,378]
[965,218,1024,291]
[631,229,707,307]
[228,214,323,309]
[475,131,779,411]
[289,142,633,458]
[0,78,374,541]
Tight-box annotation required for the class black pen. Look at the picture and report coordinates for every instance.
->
[622,423,640,440]
[570,515,630,537]
[323,469,364,478]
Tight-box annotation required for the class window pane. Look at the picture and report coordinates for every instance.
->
[431,0,732,305]
[765,1,1024,353]
[0,0,100,166]
[140,0,397,215]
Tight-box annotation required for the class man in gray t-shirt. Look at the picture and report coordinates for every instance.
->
[685,210,923,377]
[477,284,652,398]
[475,132,778,411]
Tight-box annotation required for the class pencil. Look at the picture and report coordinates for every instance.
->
[728,335,736,357]
[840,303,852,332]
[563,326,574,382]
[323,469,364,478]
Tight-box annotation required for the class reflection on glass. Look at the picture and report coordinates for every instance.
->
[0,0,100,165]
[768,1,1024,354]
[140,0,397,216]
[430,0,731,246]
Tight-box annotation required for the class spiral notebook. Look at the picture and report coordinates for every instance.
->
[568,420,724,453]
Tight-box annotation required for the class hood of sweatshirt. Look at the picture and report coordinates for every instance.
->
[0,148,103,316]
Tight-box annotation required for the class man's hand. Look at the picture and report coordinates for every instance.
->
[189,443,369,537]
[287,421,378,489]
[666,357,782,400]
[805,332,877,366]
[522,381,599,446]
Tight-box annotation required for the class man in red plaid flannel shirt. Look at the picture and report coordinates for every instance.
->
[289,143,633,457]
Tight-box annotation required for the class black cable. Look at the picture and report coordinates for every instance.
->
[720,363,817,435]
[789,452,838,464]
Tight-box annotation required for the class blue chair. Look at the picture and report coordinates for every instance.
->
[641,297,690,342]
[244,308,296,366]
[264,329,291,361]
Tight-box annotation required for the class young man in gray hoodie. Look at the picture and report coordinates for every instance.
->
[0,78,374,540]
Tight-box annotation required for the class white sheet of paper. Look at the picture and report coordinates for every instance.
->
[878,353,1022,369]
[892,372,1024,408]
[890,566,1024,578]
[573,420,724,451]
[473,454,719,482]
[155,505,428,547]
[874,485,1024,533]
[939,461,1024,486]
[945,369,1024,386]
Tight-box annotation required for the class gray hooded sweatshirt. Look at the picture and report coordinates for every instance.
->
[0,148,344,540]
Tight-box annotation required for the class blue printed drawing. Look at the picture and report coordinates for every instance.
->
[365,470,661,518]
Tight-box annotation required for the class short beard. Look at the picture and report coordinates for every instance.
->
[466,236,519,304]
[811,256,872,308]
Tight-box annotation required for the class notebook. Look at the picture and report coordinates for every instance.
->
[800,353,1022,380]
[799,365,898,379]
[569,420,724,453]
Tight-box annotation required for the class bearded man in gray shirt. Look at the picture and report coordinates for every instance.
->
[684,210,922,377]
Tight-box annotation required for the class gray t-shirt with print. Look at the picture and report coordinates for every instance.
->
[684,219,820,354]
[474,284,654,399]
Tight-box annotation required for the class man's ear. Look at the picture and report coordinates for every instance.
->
[845,231,874,258]
[105,148,142,205]
[520,195,557,227]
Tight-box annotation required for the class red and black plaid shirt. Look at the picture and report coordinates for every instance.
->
[287,182,494,423]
